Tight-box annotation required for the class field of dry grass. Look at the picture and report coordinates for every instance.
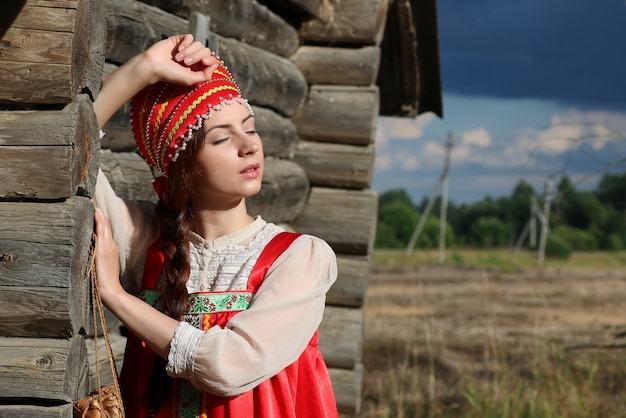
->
[357,251,626,417]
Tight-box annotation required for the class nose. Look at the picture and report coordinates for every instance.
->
[237,133,260,157]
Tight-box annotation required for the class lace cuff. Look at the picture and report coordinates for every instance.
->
[166,322,203,383]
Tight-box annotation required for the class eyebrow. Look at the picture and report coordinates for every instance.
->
[205,114,255,134]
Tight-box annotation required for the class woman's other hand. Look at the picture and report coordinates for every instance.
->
[94,208,123,305]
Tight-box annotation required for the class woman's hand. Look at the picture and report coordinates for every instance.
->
[94,208,124,306]
[142,34,219,86]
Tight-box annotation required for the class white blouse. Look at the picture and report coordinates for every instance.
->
[94,170,337,396]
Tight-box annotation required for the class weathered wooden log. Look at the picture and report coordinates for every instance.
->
[260,0,322,20]
[319,306,362,369]
[254,106,298,158]
[290,45,381,86]
[0,197,93,338]
[105,0,187,64]
[0,0,106,105]
[214,35,308,117]
[299,0,389,46]
[105,0,308,116]
[328,363,363,415]
[292,141,375,189]
[293,187,377,255]
[0,95,99,200]
[247,158,310,224]
[0,404,73,418]
[99,151,158,202]
[327,255,370,308]
[0,336,88,402]
[292,85,379,146]
[86,331,126,391]
[164,0,300,58]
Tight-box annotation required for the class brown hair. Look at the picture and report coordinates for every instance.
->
[146,128,206,414]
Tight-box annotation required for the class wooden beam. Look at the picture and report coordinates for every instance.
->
[260,0,322,20]
[0,95,99,200]
[170,0,300,58]
[214,35,308,117]
[0,197,93,338]
[105,0,187,64]
[0,337,88,402]
[290,45,381,86]
[247,158,310,224]
[0,0,106,105]
[319,306,362,369]
[293,187,377,256]
[292,85,379,146]
[299,0,389,45]
[328,255,370,308]
[328,363,363,415]
[293,141,375,189]
[0,404,73,418]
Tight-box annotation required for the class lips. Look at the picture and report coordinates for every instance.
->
[240,163,261,179]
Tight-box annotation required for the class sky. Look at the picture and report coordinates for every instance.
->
[372,0,626,204]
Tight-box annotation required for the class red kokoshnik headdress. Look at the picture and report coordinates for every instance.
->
[130,57,252,177]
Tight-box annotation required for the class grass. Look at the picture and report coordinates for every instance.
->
[356,249,626,418]
[371,248,626,271]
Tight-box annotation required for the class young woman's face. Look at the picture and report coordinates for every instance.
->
[191,102,264,205]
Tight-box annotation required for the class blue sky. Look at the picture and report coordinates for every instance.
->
[372,0,626,204]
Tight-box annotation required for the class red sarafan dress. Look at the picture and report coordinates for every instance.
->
[120,232,338,418]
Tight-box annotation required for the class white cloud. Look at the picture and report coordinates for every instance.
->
[462,127,492,147]
[514,109,626,155]
[376,113,437,149]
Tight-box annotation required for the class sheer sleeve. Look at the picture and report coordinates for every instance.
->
[174,235,337,396]
[93,169,160,294]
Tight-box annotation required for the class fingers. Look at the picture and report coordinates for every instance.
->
[175,40,215,67]
[94,208,112,241]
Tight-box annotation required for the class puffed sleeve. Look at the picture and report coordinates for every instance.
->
[93,168,160,294]
[170,235,337,396]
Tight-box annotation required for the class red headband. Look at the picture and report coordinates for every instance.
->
[130,59,252,176]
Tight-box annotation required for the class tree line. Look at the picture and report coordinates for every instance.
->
[375,171,626,257]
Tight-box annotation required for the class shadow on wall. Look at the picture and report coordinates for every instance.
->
[0,1,27,39]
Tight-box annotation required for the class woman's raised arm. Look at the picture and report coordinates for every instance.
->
[93,34,218,129]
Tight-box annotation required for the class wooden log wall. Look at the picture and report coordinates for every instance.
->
[0,0,105,415]
[0,0,394,415]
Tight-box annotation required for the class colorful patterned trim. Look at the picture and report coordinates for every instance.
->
[140,290,253,316]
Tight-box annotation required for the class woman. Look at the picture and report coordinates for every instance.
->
[93,34,338,417]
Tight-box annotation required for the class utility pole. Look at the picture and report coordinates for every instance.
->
[513,194,539,256]
[438,133,454,264]
[537,178,553,265]
[406,133,454,263]
[529,195,537,248]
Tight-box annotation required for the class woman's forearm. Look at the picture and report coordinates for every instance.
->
[93,54,153,129]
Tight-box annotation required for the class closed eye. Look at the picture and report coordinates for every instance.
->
[212,137,229,145]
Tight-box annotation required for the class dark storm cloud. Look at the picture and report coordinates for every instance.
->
[438,0,626,110]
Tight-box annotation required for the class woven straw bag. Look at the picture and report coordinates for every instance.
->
[74,236,125,418]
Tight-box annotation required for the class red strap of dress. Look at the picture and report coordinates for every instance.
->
[246,232,301,292]
[141,232,301,292]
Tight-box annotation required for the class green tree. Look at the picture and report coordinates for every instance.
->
[468,216,510,247]
[596,172,626,210]
[377,201,419,248]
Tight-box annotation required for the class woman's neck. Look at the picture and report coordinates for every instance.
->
[192,198,254,241]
